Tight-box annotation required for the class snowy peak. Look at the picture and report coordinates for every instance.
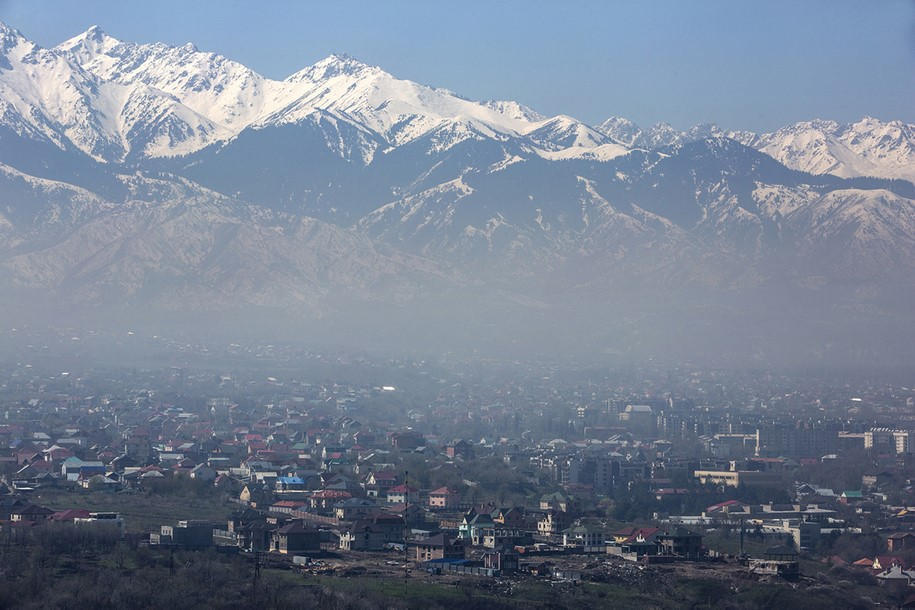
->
[598,116,642,147]
[482,100,545,122]
[56,25,121,64]
[286,53,378,82]
[0,20,35,57]
[0,21,911,185]
[35,26,634,160]
[756,117,915,182]
[597,114,915,183]
[56,25,276,133]
[524,115,608,150]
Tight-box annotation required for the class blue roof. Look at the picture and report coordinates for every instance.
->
[278,476,304,484]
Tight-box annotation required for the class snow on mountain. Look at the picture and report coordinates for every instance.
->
[789,188,915,276]
[56,25,278,131]
[0,22,125,160]
[524,115,608,150]
[748,118,915,183]
[54,27,629,160]
[598,114,915,183]
[597,117,643,147]
[1,20,910,184]
[280,54,539,150]
[0,170,445,308]
[1,20,914,311]
[481,100,545,122]
[0,22,236,162]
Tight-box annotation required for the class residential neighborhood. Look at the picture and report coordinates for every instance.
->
[0,343,914,606]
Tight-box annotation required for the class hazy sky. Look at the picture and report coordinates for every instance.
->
[2,0,913,131]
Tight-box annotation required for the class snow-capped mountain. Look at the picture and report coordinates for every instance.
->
[598,115,915,183]
[48,27,620,162]
[1,19,914,360]
[745,118,915,184]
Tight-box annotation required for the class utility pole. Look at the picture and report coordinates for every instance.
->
[739,517,745,558]
[404,469,409,596]
[252,550,261,603]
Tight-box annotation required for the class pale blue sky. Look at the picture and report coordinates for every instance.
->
[2,0,913,132]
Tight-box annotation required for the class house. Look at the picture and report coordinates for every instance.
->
[189,463,217,482]
[483,549,519,574]
[539,492,575,513]
[656,528,703,560]
[386,484,418,505]
[747,545,800,580]
[0,497,29,520]
[411,534,464,562]
[888,532,915,553]
[427,486,461,510]
[364,470,398,498]
[460,510,494,542]
[610,527,661,559]
[272,521,321,554]
[385,503,428,528]
[79,473,120,490]
[446,440,474,460]
[655,488,689,502]
[60,457,104,481]
[222,509,271,552]
[619,404,655,435]
[537,510,570,537]
[239,484,274,508]
[563,524,604,547]
[275,476,306,492]
[704,500,750,518]
[390,431,424,451]
[345,513,405,547]
[50,509,92,522]
[309,489,351,512]
[862,472,893,490]
[492,507,525,528]
[839,490,864,505]
[334,497,376,520]
[10,503,54,523]
[339,521,388,551]
[482,527,532,549]
[873,555,907,571]
[151,520,220,548]
[876,565,915,587]
[270,500,307,515]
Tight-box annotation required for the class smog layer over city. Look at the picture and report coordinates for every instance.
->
[0,1,913,608]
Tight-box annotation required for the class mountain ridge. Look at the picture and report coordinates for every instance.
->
[0,21,913,365]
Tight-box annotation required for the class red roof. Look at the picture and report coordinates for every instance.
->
[430,486,457,495]
[388,484,417,494]
[706,499,744,512]
[50,509,91,521]
[311,489,351,500]
[623,527,660,543]
[272,500,306,508]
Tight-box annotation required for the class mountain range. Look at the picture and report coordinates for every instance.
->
[1,22,914,363]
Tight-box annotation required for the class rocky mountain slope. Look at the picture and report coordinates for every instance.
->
[0,22,913,363]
